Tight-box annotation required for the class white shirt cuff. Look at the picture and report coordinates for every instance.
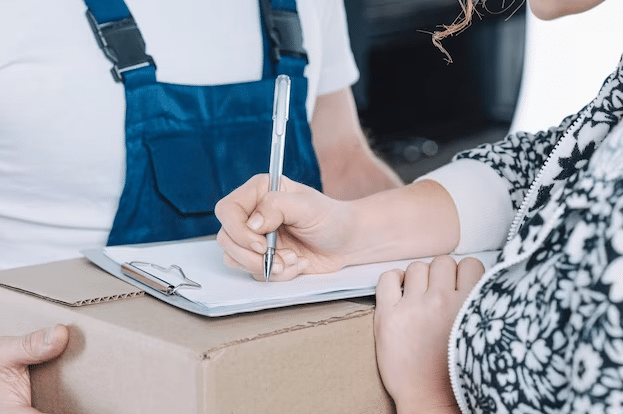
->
[416,159,515,254]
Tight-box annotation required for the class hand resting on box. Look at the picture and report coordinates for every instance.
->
[0,325,69,414]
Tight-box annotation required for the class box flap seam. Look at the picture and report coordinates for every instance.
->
[201,307,373,360]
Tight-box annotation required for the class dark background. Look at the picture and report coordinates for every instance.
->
[342,0,526,181]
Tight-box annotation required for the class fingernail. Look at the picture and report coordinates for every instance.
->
[247,213,264,231]
[273,263,284,273]
[250,241,265,254]
[44,327,54,346]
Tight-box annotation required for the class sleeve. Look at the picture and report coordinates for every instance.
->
[314,0,360,96]
[453,113,577,211]
[417,113,578,253]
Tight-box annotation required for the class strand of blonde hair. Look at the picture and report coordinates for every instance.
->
[431,0,525,63]
[431,0,479,64]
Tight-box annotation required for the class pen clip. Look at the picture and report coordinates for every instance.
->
[273,75,291,136]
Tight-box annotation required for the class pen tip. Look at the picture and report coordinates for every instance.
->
[264,252,273,282]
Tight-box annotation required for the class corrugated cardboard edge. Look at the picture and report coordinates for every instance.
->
[0,283,144,307]
[0,258,144,307]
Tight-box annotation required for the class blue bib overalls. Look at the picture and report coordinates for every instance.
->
[84,0,322,246]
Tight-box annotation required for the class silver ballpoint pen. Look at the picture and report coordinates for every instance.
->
[264,74,291,281]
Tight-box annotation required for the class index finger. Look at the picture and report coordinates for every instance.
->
[375,269,405,314]
[214,174,270,252]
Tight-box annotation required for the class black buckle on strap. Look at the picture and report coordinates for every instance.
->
[86,9,156,82]
[271,10,307,62]
[260,0,308,63]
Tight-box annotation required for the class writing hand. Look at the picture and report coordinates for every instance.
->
[215,174,354,281]
[0,325,69,414]
[374,256,484,414]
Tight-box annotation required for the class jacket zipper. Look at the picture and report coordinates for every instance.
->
[447,66,618,413]
[449,205,565,414]
[449,113,585,412]
[448,122,580,412]
[506,108,589,241]
[507,64,619,241]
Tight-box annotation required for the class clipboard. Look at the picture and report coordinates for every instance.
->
[81,243,379,317]
[81,247,224,316]
[82,240,502,317]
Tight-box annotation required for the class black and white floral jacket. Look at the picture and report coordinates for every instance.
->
[429,56,623,413]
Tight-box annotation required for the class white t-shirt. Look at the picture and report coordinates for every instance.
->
[0,0,359,269]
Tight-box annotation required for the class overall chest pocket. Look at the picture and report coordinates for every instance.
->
[144,120,273,215]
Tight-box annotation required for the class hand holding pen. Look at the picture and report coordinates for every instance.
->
[215,173,352,282]
[214,77,353,282]
[264,75,291,281]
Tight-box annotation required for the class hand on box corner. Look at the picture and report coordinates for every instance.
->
[215,174,353,282]
[374,256,484,414]
[0,325,69,414]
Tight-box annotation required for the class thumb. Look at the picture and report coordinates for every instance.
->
[1,325,69,368]
[247,184,326,235]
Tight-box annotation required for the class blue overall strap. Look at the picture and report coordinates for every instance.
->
[84,0,129,22]
[260,0,307,78]
[84,0,157,86]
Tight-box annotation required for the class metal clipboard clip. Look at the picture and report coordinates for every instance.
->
[120,261,201,296]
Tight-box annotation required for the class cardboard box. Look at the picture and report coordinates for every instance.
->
[0,258,394,413]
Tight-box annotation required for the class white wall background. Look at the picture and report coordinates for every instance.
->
[510,1,623,134]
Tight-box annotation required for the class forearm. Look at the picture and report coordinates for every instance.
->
[311,87,404,200]
[341,179,460,266]
[319,142,404,200]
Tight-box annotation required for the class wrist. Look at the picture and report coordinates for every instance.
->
[393,380,461,414]
[320,145,402,200]
[333,199,365,267]
[340,194,402,266]
[396,401,460,414]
